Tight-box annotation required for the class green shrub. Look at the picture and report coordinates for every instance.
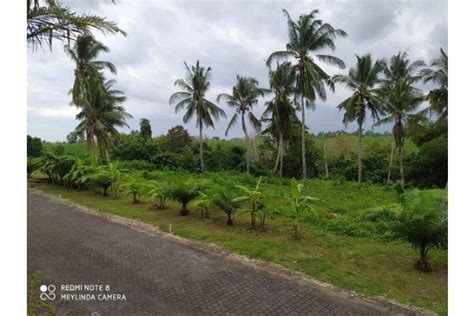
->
[147,180,171,210]
[168,180,201,215]
[284,179,317,239]
[213,189,242,225]
[398,189,447,271]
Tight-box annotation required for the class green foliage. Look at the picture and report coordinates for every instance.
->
[146,180,171,210]
[80,162,127,196]
[234,177,268,230]
[27,0,126,50]
[284,179,317,239]
[122,176,148,204]
[168,180,201,215]
[213,189,242,225]
[111,133,158,161]
[27,135,43,157]
[398,189,448,271]
[27,271,55,315]
[139,118,152,140]
[165,125,192,153]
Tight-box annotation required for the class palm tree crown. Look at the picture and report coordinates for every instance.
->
[420,48,448,120]
[334,54,385,186]
[217,75,268,174]
[376,52,425,187]
[266,9,346,179]
[65,35,117,106]
[169,60,226,172]
[75,76,132,161]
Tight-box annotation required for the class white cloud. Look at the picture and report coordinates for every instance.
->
[28,0,447,141]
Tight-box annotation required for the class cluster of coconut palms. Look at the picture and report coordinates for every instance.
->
[170,9,448,188]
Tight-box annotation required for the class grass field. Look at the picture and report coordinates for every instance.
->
[30,174,447,314]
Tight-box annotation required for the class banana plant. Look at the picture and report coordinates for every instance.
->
[234,177,267,230]
[286,178,318,239]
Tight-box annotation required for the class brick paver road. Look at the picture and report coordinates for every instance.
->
[27,189,416,315]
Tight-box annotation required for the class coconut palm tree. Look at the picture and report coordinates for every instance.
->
[266,9,346,179]
[75,76,132,162]
[27,0,126,50]
[333,54,385,186]
[217,75,267,174]
[65,35,117,106]
[169,61,226,173]
[262,62,297,176]
[377,52,425,188]
[420,48,448,120]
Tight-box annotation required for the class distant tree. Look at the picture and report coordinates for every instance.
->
[27,0,126,50]
[165,125,192,152]
[376,52,425,188]
[139,118,152,140]
[27,135,43,157]
[262,62,297,176]
[66,131,77,143]
[74,77,132,162]
[334,54,385,187]
[217,75,268,174]
[267,9,346,179]
[169,61,226,172]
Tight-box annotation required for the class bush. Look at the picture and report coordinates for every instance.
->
[398,189,448,271]
[213,189,242,225]
[168,180,201,215]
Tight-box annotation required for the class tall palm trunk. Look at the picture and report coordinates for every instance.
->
[279,133,284,177]
[398,141,405,188]
[199,123,204,173]
[394,116,404,188]
[387,140,395,182]
[301,94,307,180]
[357,122,363,187]
[273,136,281,174]
[242,112,250,174]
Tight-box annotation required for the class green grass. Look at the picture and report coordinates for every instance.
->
[30,176,447,315]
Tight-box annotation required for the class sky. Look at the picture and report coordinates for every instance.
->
[27,0,447,142]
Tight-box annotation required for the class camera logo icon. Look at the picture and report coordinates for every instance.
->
[40,284,56,301]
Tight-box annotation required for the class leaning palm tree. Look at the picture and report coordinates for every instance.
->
[169,61,226,172]
[266,9,346,179]
[65,35,117,106]
[377,52,425,188]
[27,0,126,50]
[334,54,385,186]
[419,48,448,120]
[75,76,132,162]
[262,62,297,176]
[217,75,267,174]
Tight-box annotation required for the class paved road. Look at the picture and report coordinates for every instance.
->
[28,189,414,315]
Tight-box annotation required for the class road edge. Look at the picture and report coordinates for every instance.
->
[29,187,434,315]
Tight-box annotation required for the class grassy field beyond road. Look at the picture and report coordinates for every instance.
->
[31,177,447,315]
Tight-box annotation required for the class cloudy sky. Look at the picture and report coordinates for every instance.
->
[27,0,447,142]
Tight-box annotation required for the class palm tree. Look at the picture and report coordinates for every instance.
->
[266,9,346,179]
[75,76,132,162]
[333,54,385,186]
[217,75,267,174]
[169,61,226,173]
[27,0,126,50]
[376,53,425,187]
[65,35,117,106]
[420,48,448,120]
[262,62,297,176]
